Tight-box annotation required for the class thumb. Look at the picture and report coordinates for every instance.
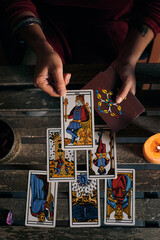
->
[64,73,71,86]
[116,76,135,104]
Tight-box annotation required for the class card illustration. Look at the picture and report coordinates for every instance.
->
[47,128,77,182]
[104,169,135,225]
[87,127,117,179]
[61,90,95,150]
[69,171,100,227]
[96,88,125,118]
[25,170,58,227]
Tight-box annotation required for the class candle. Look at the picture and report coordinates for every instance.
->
[143,133,160,164]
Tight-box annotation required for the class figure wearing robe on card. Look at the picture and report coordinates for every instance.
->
[30,174,54,222]
[66,95,89,144]
[93,133,109,174]
[107,174,132,220]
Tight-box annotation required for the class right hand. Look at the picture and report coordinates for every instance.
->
[34,45,71,97]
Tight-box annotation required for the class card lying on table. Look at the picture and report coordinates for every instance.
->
[104,168,135,226]
[83,67,144,132]
[69,171,100,227]
[61,90,95,150]
[25,170,58,227]
[87,126,117,179]
[47,128,77,182]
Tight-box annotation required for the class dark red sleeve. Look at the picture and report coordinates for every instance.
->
[132,0,160,37]
[1,0,39,22]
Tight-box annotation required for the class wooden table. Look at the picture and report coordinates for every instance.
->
[0,64,160,239]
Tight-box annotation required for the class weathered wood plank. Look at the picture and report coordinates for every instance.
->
[0,227,160,240]
[0,198,160,223]
[0,64,160,85]
[0,116,160,138]
[0,170,160,192]
[0,142,150,165]
[0,89,160,111]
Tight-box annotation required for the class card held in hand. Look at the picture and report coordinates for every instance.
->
[47,128,77,182]
[69,171,101,227]
[25,170,58,227]
[61,90,95,150]
[104,169,135,226]
[83,67,144,132]
[87,126,117,179]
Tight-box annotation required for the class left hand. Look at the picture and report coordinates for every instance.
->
[111,59,136,104]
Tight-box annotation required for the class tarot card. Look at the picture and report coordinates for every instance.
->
[87,126,117,179]
[61,90,95,150]
[25,170,58,227]
[104,169,135,225]
[83,67,144,132]
[47,128,77,182]
[69,171,100,227]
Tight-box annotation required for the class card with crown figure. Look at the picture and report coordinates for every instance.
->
[104,169,135,225]
[61,90,95,150]
[87,126,117,180]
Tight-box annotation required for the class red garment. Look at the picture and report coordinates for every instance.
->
[112,174,127,205]
[68,105,89,122]
[55,157,64,168]
[1,0,160,64]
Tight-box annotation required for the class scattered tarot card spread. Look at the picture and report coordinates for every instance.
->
[25,170,58,227]
[61,90,95,150]
[104,169,135,226]
[69,171,100,227]
[47,128,77,182]
[87,126,117,179]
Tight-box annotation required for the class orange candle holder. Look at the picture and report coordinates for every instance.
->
[143,133,160,164]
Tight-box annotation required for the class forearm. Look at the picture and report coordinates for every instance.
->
[116,24,154,65]
[11,11,53,55]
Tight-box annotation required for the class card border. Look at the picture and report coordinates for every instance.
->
[47,128,77,182]
[25,170,58,228]
[61,90,95,150]
[87,126,117,180]
[69,170,101,227]
[104,168,135,226]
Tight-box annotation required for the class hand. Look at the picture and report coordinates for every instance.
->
[34,47,71,97]
[111,59,136,104]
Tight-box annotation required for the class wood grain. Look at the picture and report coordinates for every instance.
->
[0,170,160,192]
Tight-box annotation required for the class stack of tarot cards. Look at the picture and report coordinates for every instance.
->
[25,86,136,227]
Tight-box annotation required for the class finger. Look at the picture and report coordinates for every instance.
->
[116,76,135,104]
[53,68,66,96]
[36,77,60,97]
[64,73,71,86]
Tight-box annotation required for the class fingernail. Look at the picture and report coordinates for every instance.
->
[59,88,66,97]
[116,96,123,104]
